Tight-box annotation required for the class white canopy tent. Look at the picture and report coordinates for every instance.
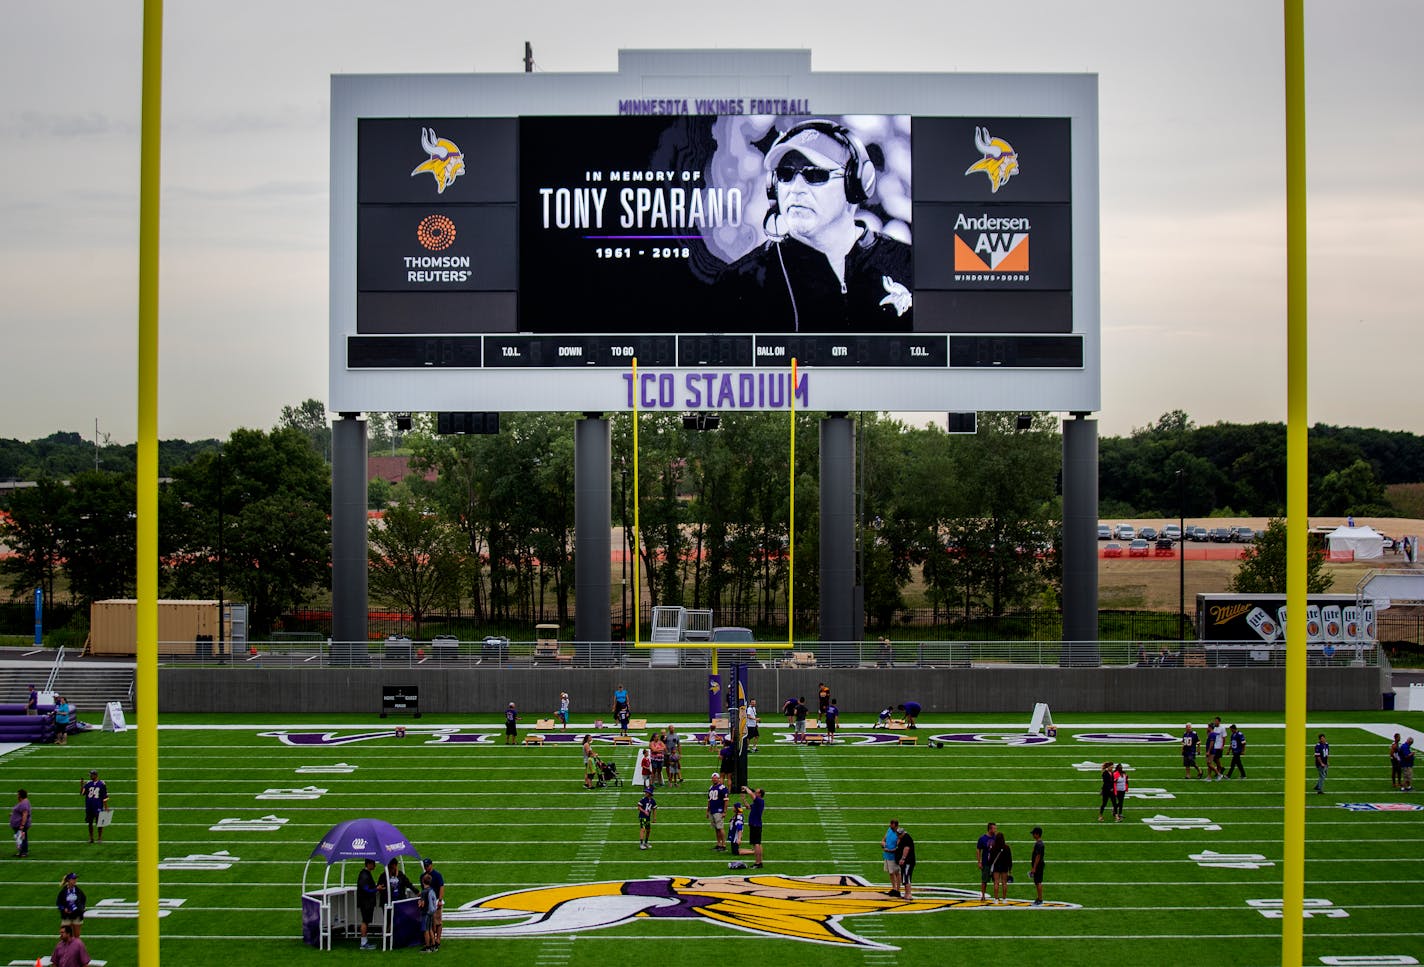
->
[1327,525,1384,560]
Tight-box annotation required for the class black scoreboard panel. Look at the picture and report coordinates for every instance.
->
[348,333,1080,369]
[351,115,1080,370]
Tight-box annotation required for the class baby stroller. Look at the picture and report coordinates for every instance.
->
[597,759,622,788]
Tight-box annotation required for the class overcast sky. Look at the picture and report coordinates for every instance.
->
[1,1,1419,445]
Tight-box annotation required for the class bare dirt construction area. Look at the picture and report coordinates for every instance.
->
[1099,516,1423,611]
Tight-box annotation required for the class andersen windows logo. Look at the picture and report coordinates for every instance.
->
[953,211,1030,275]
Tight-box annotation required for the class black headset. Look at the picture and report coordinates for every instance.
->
[764,119,877,207]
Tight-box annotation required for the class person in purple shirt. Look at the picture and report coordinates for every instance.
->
[1314,733,1330,794]
[504,702,519,745]
[51,924,90,967]
[11,788,32,858]
[1182,724,1203,779]
[741,785,766,867]
[707,772,729,851]
[81,771,108,844]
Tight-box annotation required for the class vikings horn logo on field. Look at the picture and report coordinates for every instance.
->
[964,126,1020,193]
[411,127,465,194]
[442,873,1079,949]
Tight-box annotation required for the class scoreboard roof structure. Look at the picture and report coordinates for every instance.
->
[330,49,1099,416]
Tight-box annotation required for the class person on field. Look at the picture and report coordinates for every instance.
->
[504,702,519,745]
[637,784,658,850]
[57,872,86,938]
[10,788,30,858]
[1029,826,1046,906]
[989,831,1013,903]
[51,924,90,967]
[881,818,902,897]
[356,858,379,949]
[976,821,997,901]
[1111,763,1129,821]
[896,824,917,900]
[1226,724,1247,778]
[1182,724,1203,779]
[1097,762,1114,821]
[81,771,108,844]
[708,772,730,850]
[741,785,767,867]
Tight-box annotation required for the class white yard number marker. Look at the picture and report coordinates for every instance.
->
[1124,787,1175,800]
[1190,850,1274,870]
[257,785,327,800]
[1320,958,1419,965]
[158,850,240,871]
[87,898,186,918]
[1248,898,1348,919]
[1142,813,1220,831]
[296,763,358,774]
[1072,760,1134,772]
[210,815,289,832]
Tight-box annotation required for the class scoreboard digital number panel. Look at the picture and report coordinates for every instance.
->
[330,52,1100,414]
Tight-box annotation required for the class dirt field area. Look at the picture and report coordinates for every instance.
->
[1098,516,1423,611]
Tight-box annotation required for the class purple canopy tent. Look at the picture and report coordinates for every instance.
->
[301,818,424,950]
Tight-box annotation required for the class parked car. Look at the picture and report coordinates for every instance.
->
[1103,542,1124,557]
[1208,527,1234,543]
[709,626,758,665]
[1138,526,1158,541]
[1128,539,1150,557]
[1162,524,1183,541]
[1231,527,1255,543]
[1187,526,1210,542]
[1154,537,1176,556]
[1113,524,1136,541]
[1097,524,1112,540]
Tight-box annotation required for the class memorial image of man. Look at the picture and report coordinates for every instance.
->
[717,119,912,332]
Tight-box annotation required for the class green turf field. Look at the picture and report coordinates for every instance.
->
[3,711,1422,965]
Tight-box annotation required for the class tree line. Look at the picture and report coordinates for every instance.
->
[2,403,1418,636]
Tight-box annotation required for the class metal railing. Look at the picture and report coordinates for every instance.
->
[154,637,1381,670]
[44,644,65,691]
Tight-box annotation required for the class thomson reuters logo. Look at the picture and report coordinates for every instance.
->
[964,126,1020,193]
[417,214,456,252]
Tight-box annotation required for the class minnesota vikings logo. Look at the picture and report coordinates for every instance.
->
[964,126,1020,193]
[410,127,465,194]
[442,873,1079,949]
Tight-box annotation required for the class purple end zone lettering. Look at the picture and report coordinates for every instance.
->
[931,732,1054,746]
[1074,732,1179,744]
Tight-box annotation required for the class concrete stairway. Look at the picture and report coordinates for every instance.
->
[0,660,135,714]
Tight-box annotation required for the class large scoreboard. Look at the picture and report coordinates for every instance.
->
[331,50,1099,415]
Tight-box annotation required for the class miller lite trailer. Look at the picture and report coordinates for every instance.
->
[1195,593,1376,645]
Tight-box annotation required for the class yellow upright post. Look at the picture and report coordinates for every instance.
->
[1282,1,1308,962]
[631,359,641,645]
[136,1,164,963]
[788,359,797,646]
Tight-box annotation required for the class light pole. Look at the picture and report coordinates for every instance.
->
[1176,468,1186,641]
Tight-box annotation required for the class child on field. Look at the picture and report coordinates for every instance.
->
[419,872,438,951]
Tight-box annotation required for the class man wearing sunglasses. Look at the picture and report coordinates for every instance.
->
[718,120,912,332]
